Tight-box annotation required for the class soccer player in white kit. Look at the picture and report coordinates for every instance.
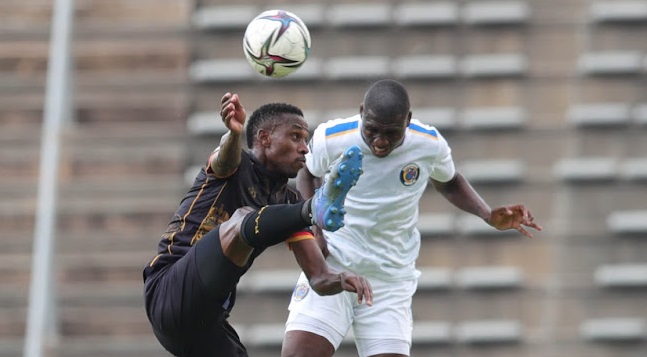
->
[281,79,542,357]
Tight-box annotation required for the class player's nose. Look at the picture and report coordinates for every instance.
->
[298,141,309,154]
[372,135,389,147]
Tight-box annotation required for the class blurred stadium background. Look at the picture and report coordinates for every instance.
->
[1,0,646,356]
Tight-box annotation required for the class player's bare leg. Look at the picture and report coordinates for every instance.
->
[218,207,255,267]
[282,331,335,357]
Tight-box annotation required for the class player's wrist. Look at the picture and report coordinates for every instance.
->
[483,212,494,226]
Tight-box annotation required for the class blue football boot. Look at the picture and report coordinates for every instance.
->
[311,145,363,232]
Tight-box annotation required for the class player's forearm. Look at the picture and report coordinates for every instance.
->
[290,239,342,295]
[432,173,491,222]
[210,131,243,176]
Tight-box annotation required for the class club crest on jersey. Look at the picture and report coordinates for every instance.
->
[292,282,309,301]
[400,163,420,186]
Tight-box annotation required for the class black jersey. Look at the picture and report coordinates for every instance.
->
[144,150,303,278]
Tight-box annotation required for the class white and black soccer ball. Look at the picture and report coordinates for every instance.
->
[243,9,311,78]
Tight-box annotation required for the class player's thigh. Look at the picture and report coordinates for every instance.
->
[284,273,354,354]
[282,329,335,357]
[146,246,227,333]
[193,219,249,301]
[352,277,416,354]
[145,259,223,355]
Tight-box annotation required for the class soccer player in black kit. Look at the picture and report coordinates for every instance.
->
[143,92,371,357]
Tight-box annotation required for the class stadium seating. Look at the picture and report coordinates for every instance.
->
[0,1,189,356]
[4,0,646,356]
[182,3,647,355]
[580,318,646,341]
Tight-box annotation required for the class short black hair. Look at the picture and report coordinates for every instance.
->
[246,103,304,148]
[363,79,410,120]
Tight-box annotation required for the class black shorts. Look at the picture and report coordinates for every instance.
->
[144,227,249,357]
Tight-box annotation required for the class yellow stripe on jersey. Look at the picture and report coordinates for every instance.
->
[325,121,359,138]
[408,123,439,140]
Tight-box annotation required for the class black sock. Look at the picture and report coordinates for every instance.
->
[240,201,311,249]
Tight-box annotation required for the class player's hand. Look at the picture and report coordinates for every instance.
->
[338,272,373,306]
[487,204,543,238]
[220,92,246,135]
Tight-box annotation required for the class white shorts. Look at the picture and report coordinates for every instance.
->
[286,271,417,356]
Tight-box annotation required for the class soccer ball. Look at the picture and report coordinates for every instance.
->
[243,10,311,78]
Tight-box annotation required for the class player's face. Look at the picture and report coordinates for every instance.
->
[360,109,410,158]
[264,115,310,178]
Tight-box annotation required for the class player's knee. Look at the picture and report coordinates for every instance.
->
[232,206,255,220]
[219,206,254,237]
[217,207,256,266]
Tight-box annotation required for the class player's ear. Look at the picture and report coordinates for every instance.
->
[406,111,412,126]
[257,129,271,147]
[359,103,364,116]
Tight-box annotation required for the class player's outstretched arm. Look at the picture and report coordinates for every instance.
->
[431,173,491,220]
[209,92,246,177]
[431,173,542,238]
[290,239,373,306]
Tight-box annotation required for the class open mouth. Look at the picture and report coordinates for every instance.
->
[372,146,388,155]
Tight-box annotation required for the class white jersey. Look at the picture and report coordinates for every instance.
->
[306,114,456,281]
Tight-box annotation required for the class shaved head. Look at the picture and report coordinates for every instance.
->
[362,79,410,124]
[359,79,412,158]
